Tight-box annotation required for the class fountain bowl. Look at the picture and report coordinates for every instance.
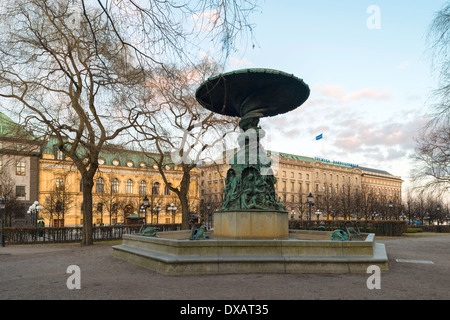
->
[112,229,388,275]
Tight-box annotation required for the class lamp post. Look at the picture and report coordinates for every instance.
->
[388,200,393,220]
[28,201,43,227]
[1,199,6,247]
[153,204,161,224]
[167,203,177,224]
[436,204,441,231]
[206,203,211,227]
[142,195,150,224]
[307,192,314,230]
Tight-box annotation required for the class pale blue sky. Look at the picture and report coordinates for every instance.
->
[225,0,447,193]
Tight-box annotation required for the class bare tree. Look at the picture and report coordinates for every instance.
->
[0,0,259,243]
[0,1,145,244]
[412,3,450,196]
[131,60,239,229]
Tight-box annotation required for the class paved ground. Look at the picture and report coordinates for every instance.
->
[0,234,449,301]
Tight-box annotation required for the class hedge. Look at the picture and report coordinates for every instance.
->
[288,220,407,237]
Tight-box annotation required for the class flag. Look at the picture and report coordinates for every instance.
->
[315,133,323,140]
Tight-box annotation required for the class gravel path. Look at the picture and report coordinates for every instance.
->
[0,234,449,300]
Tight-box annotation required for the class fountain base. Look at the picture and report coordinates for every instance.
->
[213,210,289,240]
[112,230,388,275]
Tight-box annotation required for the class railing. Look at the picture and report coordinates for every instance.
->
[1,223,182,245]
[288,219,407,236]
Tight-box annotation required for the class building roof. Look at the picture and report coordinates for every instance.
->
[41,136,174,169]
[215,149,400,178]
[0,112,37,141]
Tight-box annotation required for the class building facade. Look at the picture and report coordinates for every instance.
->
[0,112,40,226]
[39,140,200,227]
[199,151,403,222]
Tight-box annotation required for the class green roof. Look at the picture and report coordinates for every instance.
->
[0,112,37,141]
[42,136,173,168]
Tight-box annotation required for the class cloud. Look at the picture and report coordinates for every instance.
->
[396,61,411,70]
[191,9,221,33]
[340,88,392,103]
[314,84,345,99]
[229,57,253,69]
[309,84,393,106]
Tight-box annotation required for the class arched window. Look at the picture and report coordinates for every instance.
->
[139,180,146,195]
[126,179,133,194]
[111,178,119,194]
[152,181,160,195]
[96,177,105,193]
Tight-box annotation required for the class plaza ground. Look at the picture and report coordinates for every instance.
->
[0,233,449,300]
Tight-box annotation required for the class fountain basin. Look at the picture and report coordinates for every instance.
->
[112,230,388,275]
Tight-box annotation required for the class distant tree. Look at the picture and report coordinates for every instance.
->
[413,3,450,196]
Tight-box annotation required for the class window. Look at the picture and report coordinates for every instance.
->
[96,177,105,193]
[152,181,160,195]
[16,186,25,197]
[79,178,83,192]
[111,178,119,193]
[126,179,133,194]
[165,185,171,195]
[139,180,146,195]
[16,160,26,176]
[56,177,64,190]
[97,203,103,213]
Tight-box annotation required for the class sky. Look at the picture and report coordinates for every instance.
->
[222,0,447,195]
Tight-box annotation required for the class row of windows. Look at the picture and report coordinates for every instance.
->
[75,178,171,195]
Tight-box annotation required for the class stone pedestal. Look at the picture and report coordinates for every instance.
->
[213,210,289,239]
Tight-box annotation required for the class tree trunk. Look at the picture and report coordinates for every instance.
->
[179,166,192,230]
[81,174,95,246]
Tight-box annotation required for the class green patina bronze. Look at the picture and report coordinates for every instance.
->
[139,226,157,237]
[196,68,310,212]
[190,225,207,240]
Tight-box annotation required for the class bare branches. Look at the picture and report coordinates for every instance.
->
[412,4,450,196]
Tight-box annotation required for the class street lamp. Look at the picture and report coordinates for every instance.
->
[307,193,314,230]
[142,195,150,224]
[424,213,430,225]
[167,203,177,224]
[436,204,441,231]
[1,199,6,247]
[315,210,322,221]
[206,203,211,226]
[28,201,43,227]
[388,200,393,220]
[153,204,161,224]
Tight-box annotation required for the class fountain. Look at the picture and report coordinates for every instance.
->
[112,69,388,275]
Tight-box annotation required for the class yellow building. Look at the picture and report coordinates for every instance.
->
[200,151,403,221]
[39,140,199,227]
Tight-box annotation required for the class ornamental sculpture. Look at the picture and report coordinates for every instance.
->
[196,69,310,212]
